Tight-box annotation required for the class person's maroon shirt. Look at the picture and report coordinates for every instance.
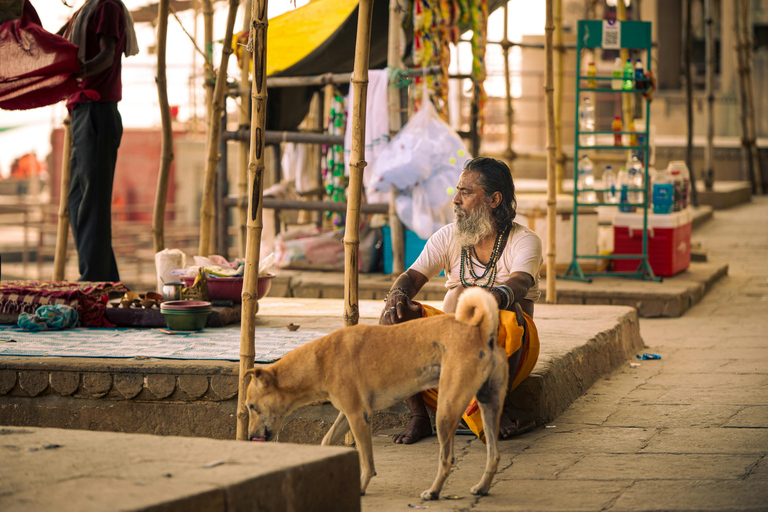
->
[67,0,125,109]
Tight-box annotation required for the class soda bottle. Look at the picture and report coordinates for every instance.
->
[623,58,634,90]
[612,58,623,90]
[577,156,597,203]
[629,120,637,146]
[579,97,596,146]
[612,116,623,146]
[602,165,619,204]
[587,62,597,89]
[634,59,645,89]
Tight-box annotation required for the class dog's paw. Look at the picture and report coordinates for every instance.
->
[420,490,439,501]
[470,484,490,496]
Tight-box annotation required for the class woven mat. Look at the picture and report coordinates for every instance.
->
[0,325,328,363]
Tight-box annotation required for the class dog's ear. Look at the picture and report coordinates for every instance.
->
[243,368,274,389]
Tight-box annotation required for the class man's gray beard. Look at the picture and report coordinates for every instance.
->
[454,204,496,248]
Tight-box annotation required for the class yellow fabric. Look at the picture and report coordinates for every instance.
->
[232,0,360,77]
[420,304,540,442]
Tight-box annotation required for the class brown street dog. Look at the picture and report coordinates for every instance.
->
[243,287,508,500]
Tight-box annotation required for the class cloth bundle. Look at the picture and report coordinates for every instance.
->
[18,304,79,331]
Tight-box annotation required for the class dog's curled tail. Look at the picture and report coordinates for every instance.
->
[455,287,500,347]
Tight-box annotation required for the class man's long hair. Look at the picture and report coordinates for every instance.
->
[463,157,517,228]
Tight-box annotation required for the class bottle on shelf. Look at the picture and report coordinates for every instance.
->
[602,165,619,204]
[629,120,638,146]
[627,155,645,206]
[586,61,597,89]
[612,58,623,90]
[612,116,623,146]
[577,156,598,204]
[578,97,596,146]
[634,59,645,89]
[617,166,633,212]
[623,58,634,90]
[652,166,674,214]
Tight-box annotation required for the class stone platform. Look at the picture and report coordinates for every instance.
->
[0,299,642,444]
[0,426,360,512]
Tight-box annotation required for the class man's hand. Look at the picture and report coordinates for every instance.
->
[380,291,422,325]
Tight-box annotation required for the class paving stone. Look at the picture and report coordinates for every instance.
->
[609,480,768,511]
[146,374,176,399]
[0,370,16,394]
[478,479,633,511]
[18,371,48,397]
[640,427,768,454]
[521,426,654,454]
[723,406,768,428]
[603,403,742,428]
[114,374,144,399]
[50,372,79,396]
[81,373,112,398]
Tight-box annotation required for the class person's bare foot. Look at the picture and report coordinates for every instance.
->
[392,415,433,444]
[499,407,536,439]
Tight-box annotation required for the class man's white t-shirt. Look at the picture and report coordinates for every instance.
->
[409,222,543,308]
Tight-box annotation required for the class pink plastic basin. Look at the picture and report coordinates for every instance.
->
[180,274,274,302]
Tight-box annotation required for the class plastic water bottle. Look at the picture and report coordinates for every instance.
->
[669,167,684,212]
[577,156,597,203]
[587,61,597,89]
[612,58,623,90]
[602,165,619,204]
[617,167,632,212]
[634,59,645,89]
[627,155,645,206]
[623,59,634,90]
[668,161,691,209]
[579,97,596,146]
[652,166,674,214]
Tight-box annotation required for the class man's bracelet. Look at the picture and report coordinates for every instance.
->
[384,287,409,302]
[493,285,514,310]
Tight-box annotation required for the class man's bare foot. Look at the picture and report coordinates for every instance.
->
[392,415,433,444]
[499,408,536,439]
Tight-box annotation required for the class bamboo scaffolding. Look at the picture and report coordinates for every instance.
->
[236,0,268,441]
[52,116,72,281]
[553,0,564,194]
[343,0,374,328]
[198,0,240,257]
[387,0,404,274]
[152,0,174,254]
[544,0,557,304]
[237,0,252,257]
[704,0,715,191]
[202,0,215,252]
[739,0,763,193]
[684,0,698,207]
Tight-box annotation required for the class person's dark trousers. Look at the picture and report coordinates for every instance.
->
[68,102,122,282]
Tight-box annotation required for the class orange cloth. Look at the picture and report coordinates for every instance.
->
[419,303,540,442]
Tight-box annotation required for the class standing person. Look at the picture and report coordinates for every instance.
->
[381,157,543,444]
[63,0,137,282]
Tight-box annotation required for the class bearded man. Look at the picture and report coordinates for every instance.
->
[380,157,543,444]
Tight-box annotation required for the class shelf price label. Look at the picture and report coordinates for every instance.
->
[602,20,621,49]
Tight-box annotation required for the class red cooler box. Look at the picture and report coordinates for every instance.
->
[613,209,692,277]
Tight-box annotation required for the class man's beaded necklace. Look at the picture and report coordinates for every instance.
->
[459,224,511,288]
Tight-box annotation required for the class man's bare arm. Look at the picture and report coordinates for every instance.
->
[494,271,535,318]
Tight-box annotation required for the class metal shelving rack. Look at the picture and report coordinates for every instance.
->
[561,19,660,283]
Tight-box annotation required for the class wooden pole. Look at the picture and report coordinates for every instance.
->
[237,0,252,257]
[734,0,762,193]
[501,1,516,169]
[236,0,268,441]
[52,116,72,281]
[544,0,557,304]
[616,0,633,140]
[198,0,240,257]
[202,0,214,122]
[740,0,763,194]
[387,0,405,274]
[153,0,174,254]
[703,0,715,191]
[684,0,698,207]
[343,0,374,327]
[553,0,564,195]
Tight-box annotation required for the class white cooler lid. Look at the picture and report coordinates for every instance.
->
[614,208,693,229]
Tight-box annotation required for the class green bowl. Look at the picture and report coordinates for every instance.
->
[161,308,211,331]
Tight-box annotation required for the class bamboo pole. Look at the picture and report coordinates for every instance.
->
[704,0,715,191]
[684,0,698,207]
[734,0,762,193]
[152,0,174,254]
[544,0,557,304]
[616,1,633,139]
[501,1,516,169]
[236,0,268,441]
[387,0,405,274]
[553,0,564,195]
[52,116,72,281]
[237,0,252,257]
[343,0,374,327]
[202,0,214,121]
[740,0,763,194]
[198,0,240,257]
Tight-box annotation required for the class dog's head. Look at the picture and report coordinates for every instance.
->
[243,367,287,442]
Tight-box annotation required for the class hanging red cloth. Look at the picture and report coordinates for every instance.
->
[0,1,96,110]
